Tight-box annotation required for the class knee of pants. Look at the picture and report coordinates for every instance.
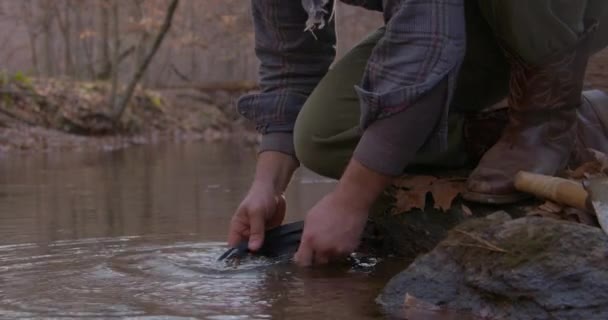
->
[293,131,317,173]
[293,120,343,180]
[291,29,382,179]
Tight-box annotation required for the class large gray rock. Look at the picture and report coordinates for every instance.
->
[378,212,608,320]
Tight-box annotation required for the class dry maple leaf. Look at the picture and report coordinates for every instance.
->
[393,188,428,212]
[392,175,466,213]
[431,179,466,211]
[567,161,602,179]
[392,176,437,212]
[567,149,608,179]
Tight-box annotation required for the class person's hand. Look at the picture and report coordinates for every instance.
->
[228,185,286,251]
[294,159,394,267]
[294,191,368,266]
[227,151,298,251]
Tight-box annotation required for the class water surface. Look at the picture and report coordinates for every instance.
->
[0,142,406,319]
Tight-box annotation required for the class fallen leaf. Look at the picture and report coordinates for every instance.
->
[564,207,598,227]
[461,204,473,217]
[432,179,466,211]
[392,175,466,213]
[567,161,602,179]
[392,176,436,213]
[394,188,428,212]
[538,201,563,213]
[567,149,608,179]
[589,149,608,175]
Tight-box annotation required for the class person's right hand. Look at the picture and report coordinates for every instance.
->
[227,151,298,251]
[228,185,286,251]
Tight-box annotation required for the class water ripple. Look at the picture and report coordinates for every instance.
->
[0,235,392,319]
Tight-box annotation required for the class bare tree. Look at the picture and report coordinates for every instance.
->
[19,0,41,74]
[111,0,180,121]
[53,0,74,76]
[0,0,382,88]
[40,0,56,76]
[97,0,112,79]
[73,1,95,79]
[109,0,120,110]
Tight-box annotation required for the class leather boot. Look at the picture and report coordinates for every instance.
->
[463,30,595,204]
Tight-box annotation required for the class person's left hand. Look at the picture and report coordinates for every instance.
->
[293,191,369,267]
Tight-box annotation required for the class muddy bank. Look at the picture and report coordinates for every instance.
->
[0,76,258,152]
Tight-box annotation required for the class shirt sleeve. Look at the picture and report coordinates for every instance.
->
[237,0,337,157]
[353,0,466,176]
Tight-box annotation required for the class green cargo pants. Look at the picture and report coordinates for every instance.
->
[293,0,608,180]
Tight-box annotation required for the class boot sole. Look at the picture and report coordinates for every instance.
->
[462,190,531,205]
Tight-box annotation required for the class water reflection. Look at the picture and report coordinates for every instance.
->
[0,142,334,244]
[0,142,402,319]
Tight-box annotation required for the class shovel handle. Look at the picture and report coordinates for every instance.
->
[514,171,588,209]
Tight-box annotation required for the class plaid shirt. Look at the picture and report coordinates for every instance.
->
[238,0,466,175]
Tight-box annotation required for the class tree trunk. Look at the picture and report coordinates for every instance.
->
[41,0,55,76]
[74,1,94,79]
[111,0,180,122]
[97,0,112,80]
[131,0,151,86]
[20,0,40,75]
[54,0,74,77]
[109,0,120,110]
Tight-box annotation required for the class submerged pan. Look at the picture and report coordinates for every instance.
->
[218,221,304,261]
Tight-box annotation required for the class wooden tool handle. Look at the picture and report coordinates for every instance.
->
[514,171,588,209]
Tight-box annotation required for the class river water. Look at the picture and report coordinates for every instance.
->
[0,142,408,319]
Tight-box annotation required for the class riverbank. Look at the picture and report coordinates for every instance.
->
[1,50,607,153]
[0,76,259,152]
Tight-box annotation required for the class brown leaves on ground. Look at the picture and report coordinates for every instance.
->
[391,175,466,213]
[528,149,608,227]
[527,200,598,226]
[566,149,608,180]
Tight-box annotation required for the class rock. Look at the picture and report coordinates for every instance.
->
[378,212,608,320]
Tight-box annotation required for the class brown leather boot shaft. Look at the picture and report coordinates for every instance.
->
[464,32,594,204]
[463,90,608,174]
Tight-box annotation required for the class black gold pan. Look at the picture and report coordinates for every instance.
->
[218,221,305,261]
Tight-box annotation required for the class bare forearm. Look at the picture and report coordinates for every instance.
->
[334,159,394,211]
[253,151,299,194]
